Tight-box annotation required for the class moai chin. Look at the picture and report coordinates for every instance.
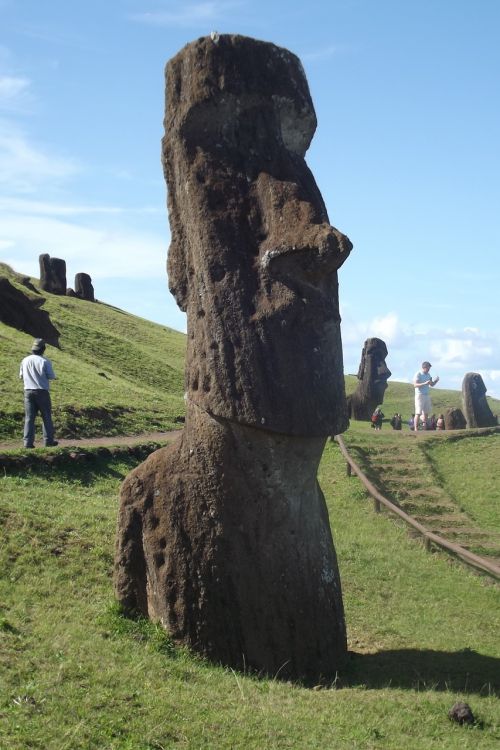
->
[462,372,497,428]
[114,34,352,682]
[348,338,391,420]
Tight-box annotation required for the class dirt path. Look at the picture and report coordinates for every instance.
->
[0,430,182,452]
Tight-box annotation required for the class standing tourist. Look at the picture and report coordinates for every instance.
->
[413,361,439,431]
[19,338,58,448]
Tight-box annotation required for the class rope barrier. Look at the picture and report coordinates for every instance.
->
[334,434,500,580]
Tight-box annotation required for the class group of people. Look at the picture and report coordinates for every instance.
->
[19,340,443,447]
[371,361,443,432]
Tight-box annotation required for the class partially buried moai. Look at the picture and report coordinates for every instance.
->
[462,372,497,428]
[114,34,352,682]
[347,338,391,420]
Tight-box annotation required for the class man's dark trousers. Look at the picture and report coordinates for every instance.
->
[23,389,55,447]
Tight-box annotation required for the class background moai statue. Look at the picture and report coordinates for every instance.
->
[347,338,391,420]
[444,406,466,430]
[114,34,352,682]
[462,372,497,428]
[39,253,67,295]
[74,273,95,302]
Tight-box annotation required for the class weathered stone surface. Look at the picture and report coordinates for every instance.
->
[444,407,466,430]
[462,372,497,428]
[0,277,60,346]
[448,701,475,725]
[74,273,95,302]
[115,403,346,681]
[39,254,67,295]
[347,338,391,421]
[66,287,77,297]
[114,34,352,681]
[164,34,352,437]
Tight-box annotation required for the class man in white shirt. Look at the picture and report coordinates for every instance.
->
[413,360,439,431]
[19,338,58,448]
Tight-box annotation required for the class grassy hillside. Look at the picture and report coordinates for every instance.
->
[3,261,499,445]
[0,263,186,441]
[1,264,500,747]
[0,446,498,749]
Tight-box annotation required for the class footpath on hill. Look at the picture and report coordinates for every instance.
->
[0,430,181,452]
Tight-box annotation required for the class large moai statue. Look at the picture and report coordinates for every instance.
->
[462,373,497,428]
[74,273,95,302]
[39,253,67,295]
[347,338,391,420]
[114,35,353,682]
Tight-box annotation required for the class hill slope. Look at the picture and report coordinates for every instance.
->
[2,261,499,444]
[0,263,186,440]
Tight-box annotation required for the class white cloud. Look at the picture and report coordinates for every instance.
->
[2,212,167,281]
[0,75,30,101]
[130,1,244,27]
[341,311,500,400]
[0,196,162,217]
[0,122,79,193]
[302,45,342,62]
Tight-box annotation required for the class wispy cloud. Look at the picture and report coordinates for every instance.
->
[0,122,80,193]
[302,45,342,62]
[2,212,167,281]
[0,75,30,100]
[0,196,162,217]
[341,310,500,399]
[130,1,244,27]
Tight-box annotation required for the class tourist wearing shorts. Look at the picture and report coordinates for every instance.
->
[413,361,439,431]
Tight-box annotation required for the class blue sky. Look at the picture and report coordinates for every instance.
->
[1,0,499,399]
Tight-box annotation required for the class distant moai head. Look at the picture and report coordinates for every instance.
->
[357,338,391,403]
[444,406,466,431]
[462,372,497,428]
[75,273,95,302]
[163,34,352,436]
[39,253,67,295]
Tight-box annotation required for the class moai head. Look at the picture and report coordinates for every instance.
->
[462,372,497,427]
[39,254,67,295]
[163,35,352,436]
[75,273,95,302]
[356,338,391,404]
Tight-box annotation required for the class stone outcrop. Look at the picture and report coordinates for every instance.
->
[0,277,60,346]
[444,407,466,430]
[114,34,352,682]
[347,338,391,420]
[39,254,67,295]
[462,372,497,428]
[74,273,95,302]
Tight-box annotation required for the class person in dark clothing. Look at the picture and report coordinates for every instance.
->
[19,338,58,448]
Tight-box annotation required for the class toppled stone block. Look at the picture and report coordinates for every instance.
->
[0,277,59,346]
[444,407,466,430]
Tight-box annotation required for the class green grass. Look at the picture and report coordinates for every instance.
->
[422,433,500,531]
[0,264,186,441]
[340,422,500,563]
[2,261,500,747]
[0,447,499,749]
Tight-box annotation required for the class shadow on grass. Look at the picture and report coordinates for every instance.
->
[346,648,500,695]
